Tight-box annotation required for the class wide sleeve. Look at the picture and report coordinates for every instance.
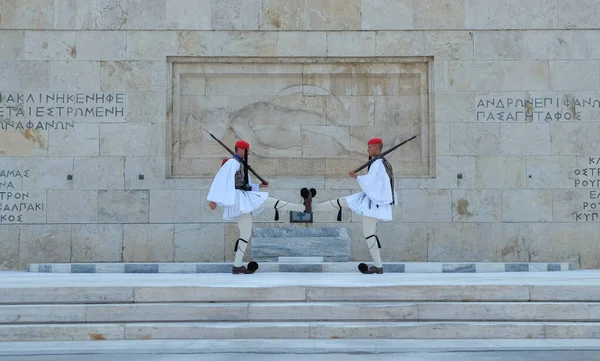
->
[207,159,239,206]
[356,159,393,205]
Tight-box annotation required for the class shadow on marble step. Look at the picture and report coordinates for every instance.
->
[26,262,574,274]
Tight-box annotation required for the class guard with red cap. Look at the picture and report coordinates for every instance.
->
[309,137,397,274]
[368,137,383,145]
[207,139,309,274]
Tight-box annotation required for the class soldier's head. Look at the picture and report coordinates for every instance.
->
[234,140,250,158]
[367,138,383,157]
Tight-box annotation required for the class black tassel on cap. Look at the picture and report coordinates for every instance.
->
[336,199,342,221]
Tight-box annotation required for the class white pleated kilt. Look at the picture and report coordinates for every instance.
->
[222,190,269,221]
[345,192,394,221]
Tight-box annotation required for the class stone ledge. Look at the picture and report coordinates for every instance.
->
[2,321,600,341]
[2,302,597,324]
[26,262,574,274]
[1,339,600,356]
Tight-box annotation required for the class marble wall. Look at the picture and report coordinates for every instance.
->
[1,0,600,269]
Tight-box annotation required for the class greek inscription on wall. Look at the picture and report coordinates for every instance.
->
[571,157,600,222]
[0,92,126,130]
[0,169,44,224]
[475,96,600,122]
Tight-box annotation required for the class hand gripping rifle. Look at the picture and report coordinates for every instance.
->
[203,128,268,185]
[352,132,423,173]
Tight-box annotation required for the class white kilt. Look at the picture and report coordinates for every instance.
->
[345,191,396,222]
[222,189,268,221]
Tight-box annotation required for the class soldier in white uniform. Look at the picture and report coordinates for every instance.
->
[207,140,309,274]
[310,138,397,274]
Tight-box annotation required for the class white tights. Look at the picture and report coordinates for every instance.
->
[362,215,382,268]
[233,213,253,267]
[233,197,306,267]
[312,199,382,267]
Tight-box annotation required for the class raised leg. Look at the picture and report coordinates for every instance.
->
[310,196,347,221]
[261,196,307,220]
[311,197,348,212]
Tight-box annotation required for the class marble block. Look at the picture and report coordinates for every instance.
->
[509,0,557,29]
[123,322,309,340]
[212,0,259,30]
[166,0,211,30]
[98,190,149,223]
[173,223,225,262]
[0,325,125,342]
[465,0,509,29]
[252,227,350,261]
[23,31,76,61]
[247,302,417,321]
[99,0,166,30]
[133,286,308,302]
[18,225,71,269]
[414,0,464,29]
[71,224,123,262]
[0,226,19,270]
[361,0,413,30]
[279,264,323,272]
[278,257,324,263]
[442,263,476,273]
[122,224,175,262]
[75,31,126,60]
[277,32,326,56]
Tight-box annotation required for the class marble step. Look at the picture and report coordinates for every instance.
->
[26,262,574,274]
[1,321,600,341]
[1,302,599,324]
[3,339,600,356]
[3,283,600,304]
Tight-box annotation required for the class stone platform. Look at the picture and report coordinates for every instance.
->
[1,270,600,342]
[25,262,574,274]
[252,227,350,262]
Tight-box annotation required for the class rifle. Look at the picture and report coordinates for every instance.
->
[202,128,268,185]
[353,132,423,173]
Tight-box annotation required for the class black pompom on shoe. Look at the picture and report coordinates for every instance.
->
[300,187,309,198]
[358,263,383,274]
[247,261,259,272]
[358,263,369,273]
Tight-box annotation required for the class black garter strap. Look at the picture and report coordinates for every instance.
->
[336,199,342,222]
[366,234,381,249]
[234,238,248,252]
[274,200,280,221]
